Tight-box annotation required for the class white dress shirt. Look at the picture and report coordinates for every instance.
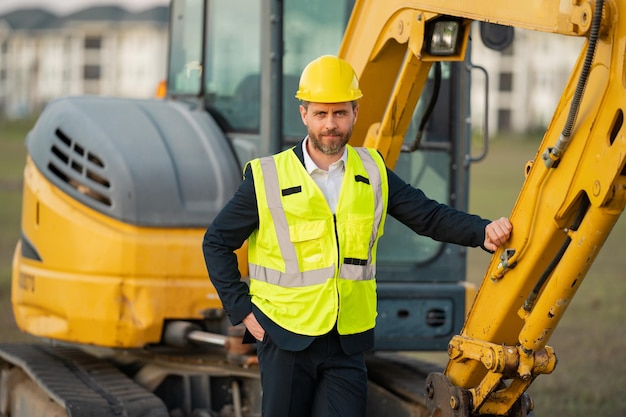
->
[302,137,347,214]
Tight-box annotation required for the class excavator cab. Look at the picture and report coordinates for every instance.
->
[166,0,482,352]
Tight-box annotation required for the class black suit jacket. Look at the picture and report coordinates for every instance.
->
[202,141,490,355]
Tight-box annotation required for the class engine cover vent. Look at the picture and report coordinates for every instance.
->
[26,96,241,227]
[48,128,112,206]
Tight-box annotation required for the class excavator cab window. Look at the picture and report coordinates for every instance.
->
[203,0,262,133]
[167,0,204,96]
[198,0,352,136]
[378,63,457,266]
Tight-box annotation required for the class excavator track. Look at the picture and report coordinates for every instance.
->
[365,352,442,417]
[0,343,169,417]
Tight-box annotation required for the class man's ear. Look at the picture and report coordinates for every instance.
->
[353,104,359,125]
[299,105,307,126]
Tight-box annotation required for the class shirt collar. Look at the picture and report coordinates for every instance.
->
[302,136,347,174]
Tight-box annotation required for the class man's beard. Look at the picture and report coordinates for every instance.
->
[308,128,352,156]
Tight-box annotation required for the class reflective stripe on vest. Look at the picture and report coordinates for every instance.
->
[340,147,384,281]
[252,146,384,287]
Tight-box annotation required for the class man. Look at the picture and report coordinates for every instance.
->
[203,55,512,417]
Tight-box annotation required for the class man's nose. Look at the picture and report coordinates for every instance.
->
[325,115,338,129]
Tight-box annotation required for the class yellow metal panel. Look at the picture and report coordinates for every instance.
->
[439,0,626,413]
[340,0,596,170]
[12,159,247,348]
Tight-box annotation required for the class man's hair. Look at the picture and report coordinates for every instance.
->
[299,100,358,110]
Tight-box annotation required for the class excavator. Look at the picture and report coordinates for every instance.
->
[1,0,624,415]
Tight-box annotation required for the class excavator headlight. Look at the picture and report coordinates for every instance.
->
[428,20,461,56]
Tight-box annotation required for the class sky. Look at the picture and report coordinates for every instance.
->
[0,0,169,15]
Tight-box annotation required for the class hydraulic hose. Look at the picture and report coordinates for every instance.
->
[551,0,604,159]
[402,62,442,153]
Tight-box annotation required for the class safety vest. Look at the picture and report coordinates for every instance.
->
[247,145,388,336]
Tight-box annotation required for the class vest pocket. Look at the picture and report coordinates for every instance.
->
[342,215,374,261]
[289,219,327,266]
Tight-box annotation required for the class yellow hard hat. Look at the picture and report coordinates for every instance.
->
[295,55,363,103]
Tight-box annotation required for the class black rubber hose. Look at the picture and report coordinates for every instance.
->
[553,0,604,157]
[402,61,442,153]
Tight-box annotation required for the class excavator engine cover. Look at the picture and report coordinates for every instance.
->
[12,96,242,348]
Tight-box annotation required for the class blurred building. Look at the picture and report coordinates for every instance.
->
[0,6,168,118]
[470,25,585,135]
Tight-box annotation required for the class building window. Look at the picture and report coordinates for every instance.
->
[499,72,513,92]
[498,108,512,131]
[84,65,101,80]
[84,36,102,49]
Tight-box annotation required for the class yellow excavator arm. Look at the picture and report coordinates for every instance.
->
[341,0,594,168]
[340,0,625,415]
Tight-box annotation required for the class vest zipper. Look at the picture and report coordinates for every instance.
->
[333,214,341,322]
[333,214,340,275]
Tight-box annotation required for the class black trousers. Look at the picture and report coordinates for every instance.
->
[256,329,368,417]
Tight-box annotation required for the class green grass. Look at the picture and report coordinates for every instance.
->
[0,118,34,343]
[0,118,33,176]
[0,120,624,416]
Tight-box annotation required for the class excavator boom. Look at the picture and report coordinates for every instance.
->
[341,0,595,168]
[340,0,625,415]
